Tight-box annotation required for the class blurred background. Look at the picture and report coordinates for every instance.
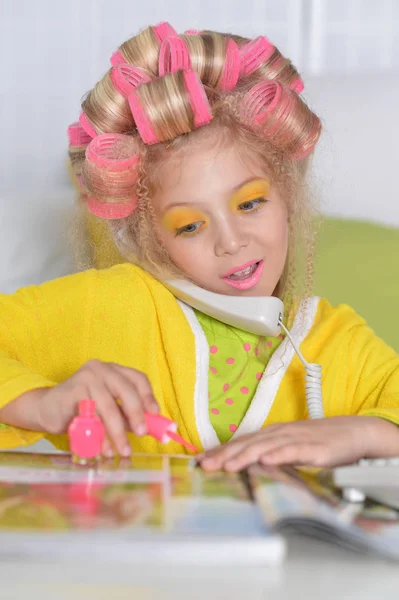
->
[1,0,398,346]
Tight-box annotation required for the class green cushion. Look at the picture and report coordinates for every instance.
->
[314,218,399,351]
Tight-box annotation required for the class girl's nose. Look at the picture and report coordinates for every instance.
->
[214,221,249,257]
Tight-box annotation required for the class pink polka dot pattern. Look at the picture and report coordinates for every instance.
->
[210,366,218,374]
[240,387,249,395]
[256,372,262,380]
[225,398,234,405]
[211,408,219,415]
[226,357,235,364]
[229,424,237,433]
[266,341,273,348]
[210,345,218,354]
[243,343,251,351]
[254,347,260,356]
[223,383,230,392]
[278,334,284,340]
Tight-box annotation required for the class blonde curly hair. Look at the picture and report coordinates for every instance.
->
[68,23,322,311]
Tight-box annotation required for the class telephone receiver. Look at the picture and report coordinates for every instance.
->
[163,279,283,337]
[163,278,325,420]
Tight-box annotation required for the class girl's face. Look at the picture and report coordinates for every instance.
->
[152,141,289,297]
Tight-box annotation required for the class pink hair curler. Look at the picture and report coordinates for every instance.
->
[153,21,177,43]
[79,112,98,139]
[242,80,319,159]
[240,35,274,76]
[110,50,125,66]
[184,29,201,35]
[67,121,92,146]
[158,36,192,76]
[145,413,197,453]
[85,133,140,171]
[219,38,240,90]
[128,92,160,144]
[110,64,152,97]
[183,69,212,127]
[241,80,282,125]
[290,75,304,94]
[87,196,137,219]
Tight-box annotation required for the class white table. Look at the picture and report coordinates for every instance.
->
[1,535,398,600]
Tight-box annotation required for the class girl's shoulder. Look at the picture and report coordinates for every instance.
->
[306,296,395,357]
[1,264,171,315]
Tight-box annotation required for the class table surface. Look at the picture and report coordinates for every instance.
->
[2,442,399,600]
[1,534,399,600]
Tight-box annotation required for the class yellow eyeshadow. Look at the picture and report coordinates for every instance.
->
[229,179,271,211]
[161,207,208,232]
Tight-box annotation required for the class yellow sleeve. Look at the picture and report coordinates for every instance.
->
[347,319,399,425]
[0,270,94,448]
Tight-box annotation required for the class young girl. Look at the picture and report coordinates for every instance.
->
[1,22,399,472]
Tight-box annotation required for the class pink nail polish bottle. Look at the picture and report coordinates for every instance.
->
[68,399,105,465]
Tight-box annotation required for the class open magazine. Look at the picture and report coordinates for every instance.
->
[0,452,284,566]
[1,452,399,563]
[249,465,399,560]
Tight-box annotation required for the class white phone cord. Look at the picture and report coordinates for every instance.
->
[279,320,324,419]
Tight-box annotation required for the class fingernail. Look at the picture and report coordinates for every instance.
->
[103,448,114,458]
[122,445,132,457]
[135,423,147,436]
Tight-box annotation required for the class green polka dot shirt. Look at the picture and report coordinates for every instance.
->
[194,309,284,444]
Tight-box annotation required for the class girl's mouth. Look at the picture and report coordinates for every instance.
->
[222,260,264,290]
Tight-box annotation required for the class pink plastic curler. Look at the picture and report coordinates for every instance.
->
[153,21,177,43]
[290,76,304,94]
[85,133,140,171]
[79,112,98,139]
[145,413,197,453]
[158,36,192,76]
[219,38,240,90]
[241,80,282,125]
[67,121,92,146]
[87,196,137,219]
[110,64,152,97]
[110,50,125,66]
[240,35,275,76]
[183,69,212,127]
[128,92,160,144]
[184,29,201,35]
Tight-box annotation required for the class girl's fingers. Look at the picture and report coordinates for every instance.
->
[102,436,114,458]
[88,381,131,457]
[199,435,258,471]
[223,437,294,472]
[260,441,324,467]
[111,364,160,414]
[103,367,147,436]
[199,429,289,471]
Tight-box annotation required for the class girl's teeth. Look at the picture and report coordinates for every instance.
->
[227,263,257,280]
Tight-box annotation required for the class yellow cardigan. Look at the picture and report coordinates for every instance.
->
[1,263,399,453]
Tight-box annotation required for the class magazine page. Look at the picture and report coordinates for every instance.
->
[0,452,285,565]
[249,465,399,560]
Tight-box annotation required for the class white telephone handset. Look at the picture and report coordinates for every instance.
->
[164,279,324,420]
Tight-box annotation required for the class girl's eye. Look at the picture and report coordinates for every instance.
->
[175,221,205,237]
[237,197,267,212]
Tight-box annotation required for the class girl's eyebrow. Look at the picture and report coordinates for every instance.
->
[162,177,264,212]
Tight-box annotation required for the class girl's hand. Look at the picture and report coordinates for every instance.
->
[37,360,159,457]
[198,416,399,472]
